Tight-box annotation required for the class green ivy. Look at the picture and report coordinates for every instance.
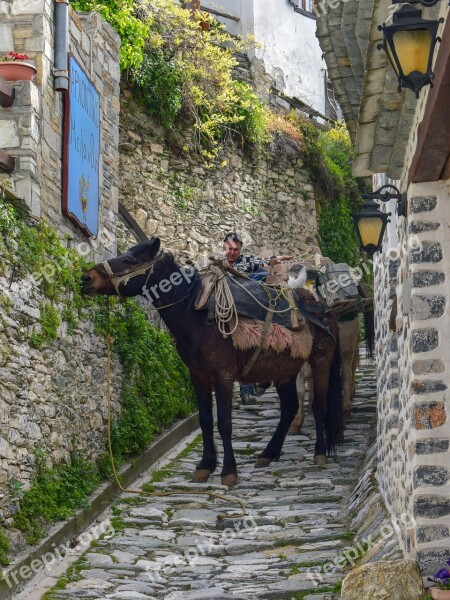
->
[313,123,370,273]
[0,528,10,566]
[0,196,196,552]
[318,195,359,266]
[69,0,150,70]
[29,303,61,349]
[0,197,90,340]
[93,298,196,458]
[13,452,100,544]
[131,50,185,129]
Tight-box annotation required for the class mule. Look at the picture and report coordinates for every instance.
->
[82,238,343,487]
[291,281,375,432]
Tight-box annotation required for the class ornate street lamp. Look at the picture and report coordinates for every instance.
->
[353,185,407,255]
[378,4,444,98]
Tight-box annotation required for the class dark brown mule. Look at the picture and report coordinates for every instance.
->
[82,238,343,487]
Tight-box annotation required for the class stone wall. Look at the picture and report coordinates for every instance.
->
[0,3,123,539]
[0,260,123,540]
[0,2,120,259]
[118,95,319,260]
[374,179,450,573]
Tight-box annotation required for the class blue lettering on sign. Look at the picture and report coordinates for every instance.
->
[65,56,100,236]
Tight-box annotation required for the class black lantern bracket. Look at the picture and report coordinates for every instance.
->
[392,0,450,7]
[362,184,407,217]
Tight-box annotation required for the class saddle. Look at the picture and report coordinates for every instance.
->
[194,258,331,334]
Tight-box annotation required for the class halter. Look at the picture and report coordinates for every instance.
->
[102,250,163,295]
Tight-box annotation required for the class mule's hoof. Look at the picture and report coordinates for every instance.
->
[192,468,211,483]
[254,457,272,468]
[314,454,327,465]
[289,425,302,435]
[221,473,237,487]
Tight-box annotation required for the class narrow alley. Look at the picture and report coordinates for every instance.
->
[30,352,378,600]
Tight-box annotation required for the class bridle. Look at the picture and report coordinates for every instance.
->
[101,250,163,296]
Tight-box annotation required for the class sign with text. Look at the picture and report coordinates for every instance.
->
[63,55,100,237]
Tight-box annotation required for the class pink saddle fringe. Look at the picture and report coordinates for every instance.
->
[231,317,312,359]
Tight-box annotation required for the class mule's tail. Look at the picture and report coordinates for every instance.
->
[364,309,375,360]
[325,336,344,454]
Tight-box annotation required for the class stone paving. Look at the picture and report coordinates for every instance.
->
[43,354,377,600]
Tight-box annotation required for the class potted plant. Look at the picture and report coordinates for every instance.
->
[427,560,450,599]
[0,51,37,81]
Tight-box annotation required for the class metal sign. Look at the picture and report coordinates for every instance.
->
[63,55,100,237]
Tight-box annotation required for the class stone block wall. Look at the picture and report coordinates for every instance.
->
[374,179,450,573]
[118,95,319,259]
[0,264,123,534]
[0,2,120,259]
[0,3,124,534]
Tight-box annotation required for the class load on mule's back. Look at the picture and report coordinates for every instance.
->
[288,257,375,432]
[82,237,343,487]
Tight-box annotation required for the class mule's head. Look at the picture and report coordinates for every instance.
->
[82,237,161,297]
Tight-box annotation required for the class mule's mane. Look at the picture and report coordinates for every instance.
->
[160,251,202,309]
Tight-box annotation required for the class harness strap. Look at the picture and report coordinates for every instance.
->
[102,251,163,295]
[240,307,274,377]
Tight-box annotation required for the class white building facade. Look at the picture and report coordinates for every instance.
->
[201,0,334,117]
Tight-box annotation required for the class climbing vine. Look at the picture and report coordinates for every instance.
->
[315,123,368,271]
[0,196,196,548]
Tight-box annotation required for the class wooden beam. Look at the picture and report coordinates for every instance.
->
[118,202,149,243]
[200,4,240,22]
[441,152,450,180]
[410,17,450,183]
[0,75,15,107]
[0,149,15,173]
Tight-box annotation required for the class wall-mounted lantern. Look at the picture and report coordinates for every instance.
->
[378,4,444,98]
[353,185,407,255]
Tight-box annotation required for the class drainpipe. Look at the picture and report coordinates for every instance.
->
[54,0,69,92]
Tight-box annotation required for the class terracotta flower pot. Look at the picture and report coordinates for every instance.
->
[0,62,37,81]
[431,588,450,600]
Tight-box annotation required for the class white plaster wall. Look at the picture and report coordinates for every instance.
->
[201,0,254,36]
[202,0,327,113]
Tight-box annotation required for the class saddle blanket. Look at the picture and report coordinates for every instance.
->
[232,317,313,359]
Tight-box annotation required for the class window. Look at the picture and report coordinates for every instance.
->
[289,0,316,18]
[324,73,341,121]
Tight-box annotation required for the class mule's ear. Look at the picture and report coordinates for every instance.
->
[131,237,161,261]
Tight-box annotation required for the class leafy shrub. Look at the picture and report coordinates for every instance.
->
[69,0,149,69]
[0,196,196,552]
[13,453,100,544]
[94,298,196,457]
[131,50,184,128]
[0,528,10,566]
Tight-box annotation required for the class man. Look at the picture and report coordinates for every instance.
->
[223,232,291,404]
[223,232,292,274]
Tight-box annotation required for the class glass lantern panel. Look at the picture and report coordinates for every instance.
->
[358,216,384,248]
[392,29,432,75]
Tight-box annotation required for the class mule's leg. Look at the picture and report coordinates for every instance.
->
[191,374,217,483]
[214,378,237,487]
[309,330,336,465]
[350,334,359,399]
[306,362,314,406]
[256,377,298,468]
[290,366,306,434]
[338,318,359,416]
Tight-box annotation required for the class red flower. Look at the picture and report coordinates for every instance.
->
[9,51,30,61]
[0,51,30,62]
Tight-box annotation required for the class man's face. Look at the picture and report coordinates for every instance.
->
[224,239,242,265]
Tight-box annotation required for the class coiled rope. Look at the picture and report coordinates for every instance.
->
[205,260,300,337]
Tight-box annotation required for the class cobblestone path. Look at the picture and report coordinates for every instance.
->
[43,354,376,600]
